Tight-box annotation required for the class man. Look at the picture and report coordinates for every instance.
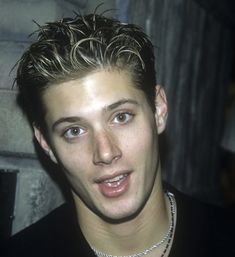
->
[3,12,230,257]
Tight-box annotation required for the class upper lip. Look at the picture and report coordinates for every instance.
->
[94,170,131,184]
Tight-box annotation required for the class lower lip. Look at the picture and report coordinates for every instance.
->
[97,174,130,198]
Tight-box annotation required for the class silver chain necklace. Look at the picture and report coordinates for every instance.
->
[92,191,176,257]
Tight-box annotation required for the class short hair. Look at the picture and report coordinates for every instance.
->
[16,12,156,130]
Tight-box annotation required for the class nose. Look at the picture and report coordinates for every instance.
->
[92,130,122,165]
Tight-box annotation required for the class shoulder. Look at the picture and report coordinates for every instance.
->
[2,203,82,257]
[165,184,235,257]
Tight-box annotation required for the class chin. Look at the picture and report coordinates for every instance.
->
[97,199,145,224]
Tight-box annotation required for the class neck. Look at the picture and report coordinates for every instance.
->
[73,172,170,256]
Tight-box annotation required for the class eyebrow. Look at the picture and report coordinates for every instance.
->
[52,98,139,131]
[52,117,82,131]
[106,99,139,111]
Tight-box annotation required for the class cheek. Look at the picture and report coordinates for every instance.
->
[121,121,157,153]
[57,152,92,195]
[119,125,158,172]
[51,141,91,177]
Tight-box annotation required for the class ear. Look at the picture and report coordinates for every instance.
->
[155,85,168,134]
[33,125,58,163]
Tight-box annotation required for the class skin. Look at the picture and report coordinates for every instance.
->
[34,69,169,256]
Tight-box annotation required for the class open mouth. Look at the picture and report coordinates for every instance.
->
[97,172,131,198]
[102,174,129,187]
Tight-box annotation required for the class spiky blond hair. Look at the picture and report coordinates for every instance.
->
[16,12,156,129]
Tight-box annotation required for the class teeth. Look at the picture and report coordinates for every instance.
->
[104,174,126,183]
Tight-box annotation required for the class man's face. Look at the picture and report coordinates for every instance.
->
[37,69,164,221]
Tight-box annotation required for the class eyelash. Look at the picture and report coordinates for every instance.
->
[112,111,135,124]
[63,126,86,140]
[61,112,135,140]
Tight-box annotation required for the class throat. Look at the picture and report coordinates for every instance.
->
[90,191,176,257]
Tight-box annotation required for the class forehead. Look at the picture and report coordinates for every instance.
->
[43,69,147,116]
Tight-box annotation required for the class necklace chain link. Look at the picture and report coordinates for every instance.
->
[92,191,176,257]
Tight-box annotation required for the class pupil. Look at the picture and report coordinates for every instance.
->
[119,114,125,121]
[72,128,79,135]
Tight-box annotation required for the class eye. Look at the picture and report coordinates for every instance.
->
[113,112,134,124]
[63,126,85,139]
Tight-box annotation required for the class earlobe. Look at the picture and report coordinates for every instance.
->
[155,85,168,134]
[47,149,58,163]
[33,125,58,163]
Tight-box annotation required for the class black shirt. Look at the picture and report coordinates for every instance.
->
[2,187,234,257]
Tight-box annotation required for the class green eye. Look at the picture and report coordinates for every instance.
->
[113,112,134,124]
[64,127,85,139]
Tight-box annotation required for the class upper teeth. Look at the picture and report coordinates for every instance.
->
[104,174,126,183]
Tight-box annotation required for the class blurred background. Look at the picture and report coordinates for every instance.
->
[0,0,234,241]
